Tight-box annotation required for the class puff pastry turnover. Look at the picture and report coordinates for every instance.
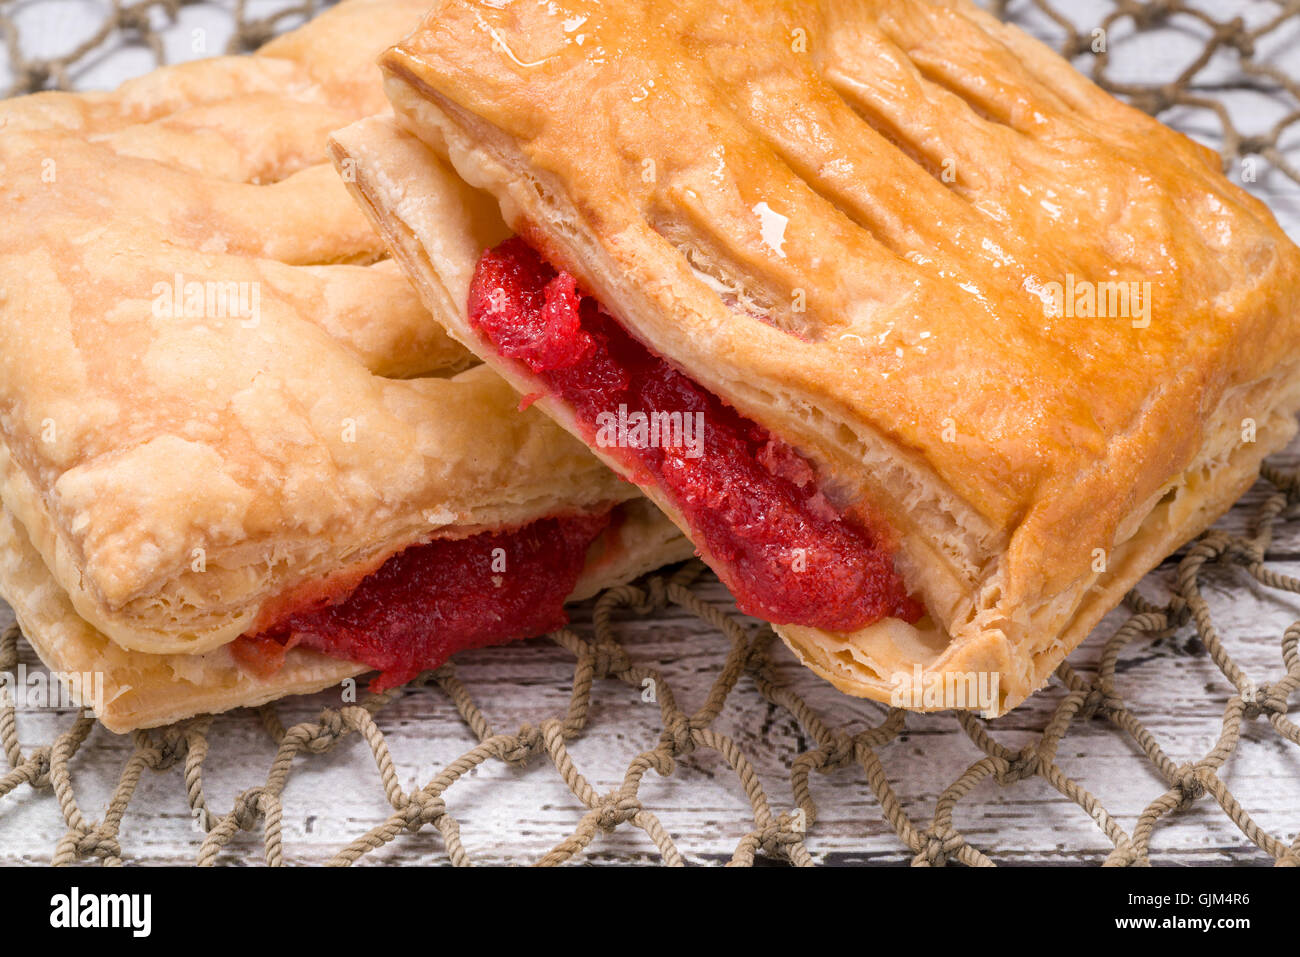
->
[373,0,1300,714]
[0,0,690,731]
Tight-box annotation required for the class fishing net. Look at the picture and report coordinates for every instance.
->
[1,0,1298,866]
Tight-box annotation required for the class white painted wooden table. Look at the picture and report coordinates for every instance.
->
[1,0,1298,865]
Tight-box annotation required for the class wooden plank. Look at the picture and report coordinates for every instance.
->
[2,527,1297,865]
[1,0,1297,866]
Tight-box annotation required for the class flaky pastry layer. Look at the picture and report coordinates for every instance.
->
[0,0,687,660]
[374,0,1300,713]
[2,497,687,732]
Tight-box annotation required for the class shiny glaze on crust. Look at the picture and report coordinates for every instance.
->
[384,0,1300,602]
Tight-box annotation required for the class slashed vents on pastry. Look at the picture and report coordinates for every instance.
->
[0,0,690,732]
[358,0,1300,715]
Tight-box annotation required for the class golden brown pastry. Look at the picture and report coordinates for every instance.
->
[370,0,1300,715]
[0,0,691,732]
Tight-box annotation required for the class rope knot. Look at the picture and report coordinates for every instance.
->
[1124,0,1173,29]
[1218,18,1254,58]
[28,748,53,790]
[18,61,51,94]
[403,792,447,831]
[142,728,189,770]
[1130,85,1176,116]
[1079,685,1122,720]
[1060,34,1090,59]
[73,825,121,862]
[498,724,542,765]
[1235,135,1270,159]
[1173,765,1205,805]
[302,711,346,753]
[591,642,630,679]
[758,818,802,858]
[913,825,964,867]
[996,748,1041,784]
[742,640,772,675]
[1241,681,1285,720]
[662,712,694,755]
[594,792,639,831]
[233,789,266,831]
[821,732,856,770]
[117,8,152,34]
[1163,594,1191,629]
[230,23,275,52]
[1224,536,1264,566]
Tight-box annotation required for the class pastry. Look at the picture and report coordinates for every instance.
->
[0,0,691,732]
[367,0,1300,715]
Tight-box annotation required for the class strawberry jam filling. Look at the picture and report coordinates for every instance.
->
[231,510,611,691]
[468,238,921,632]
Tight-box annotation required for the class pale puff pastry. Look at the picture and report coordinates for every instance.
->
[372,0,1300,715]
[0,0,691,731]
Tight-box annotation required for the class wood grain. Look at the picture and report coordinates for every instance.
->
[2,463,1298,866]
[1,0,1297,866]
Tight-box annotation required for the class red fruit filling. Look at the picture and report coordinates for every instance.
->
[468,237,921,632]
[231,510,611,691]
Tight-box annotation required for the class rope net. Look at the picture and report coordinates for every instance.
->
[1,0,1298,866]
